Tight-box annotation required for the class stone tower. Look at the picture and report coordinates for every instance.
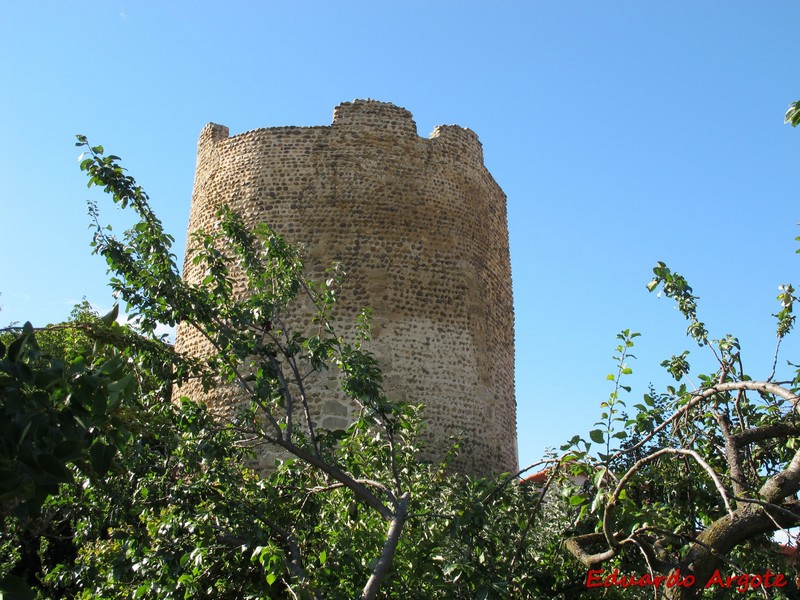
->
[175,100,516,475]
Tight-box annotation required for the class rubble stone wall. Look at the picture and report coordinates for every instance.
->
[175,100,517,475]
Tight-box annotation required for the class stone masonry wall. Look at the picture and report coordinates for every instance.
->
[174,100,517,476]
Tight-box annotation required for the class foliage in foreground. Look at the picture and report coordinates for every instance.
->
[0,311,587,599]
[557,270,800,598]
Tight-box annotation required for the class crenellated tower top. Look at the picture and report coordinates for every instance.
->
[176,100,517,476]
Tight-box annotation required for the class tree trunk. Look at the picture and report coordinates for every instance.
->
[664,503,792,600]
[360,493,410,600]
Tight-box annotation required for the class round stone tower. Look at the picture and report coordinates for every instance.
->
[176,100,517,475]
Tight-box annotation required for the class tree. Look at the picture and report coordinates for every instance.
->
[554,106,800,598]
[560,258,800,598]
[0,300,186,598]
[76,135,432,598]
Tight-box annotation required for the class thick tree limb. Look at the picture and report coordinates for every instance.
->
[715,410,748,497]
[759,447,800,503]
[306,479,398,506]
[360,492,410,600]
[567,378,800,599]
[665,499,800,600]
[731,422,800,446]
[563,533,618,568]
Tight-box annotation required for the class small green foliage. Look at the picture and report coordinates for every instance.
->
[661,350,690,381]
[785,100,800,127]
[648,261,708,345]
[775,283,796,338]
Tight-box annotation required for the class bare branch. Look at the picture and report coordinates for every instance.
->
[626,536,659,600]
[767,336,783,382]
[511,460,564,568]
[264,353,296,444]
[604,447,732,552]
[615,380,800,460]
[307,479,398,506]
[385,426,403,492]
[270,318,320,454]
[732,496,800,529]
[563,533,618,568]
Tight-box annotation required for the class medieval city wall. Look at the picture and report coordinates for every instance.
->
[175,100,517,475]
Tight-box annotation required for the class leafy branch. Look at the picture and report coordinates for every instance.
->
[75,136,416,599]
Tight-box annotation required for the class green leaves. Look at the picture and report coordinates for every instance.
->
[661,350,690,381]
[589,429,605,445]
[1,135,600,600]
[6,321,34,362]
[77,136,184,335]
[785,100,800,127]
[34,453,75,484]
[99,304,119,326]
[0,301,166,529]
[574,330,639,464]
[648,261,708,345]
[775,283,796,338]
[89,442,116,477]
[0,574,35,600]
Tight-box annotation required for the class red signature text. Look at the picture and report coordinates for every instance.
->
[586,568,787,593]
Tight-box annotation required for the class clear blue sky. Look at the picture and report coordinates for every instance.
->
[1,2,798,470]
